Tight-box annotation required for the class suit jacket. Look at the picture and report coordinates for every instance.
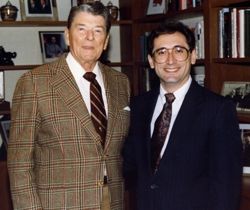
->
[8,56,130,210]
[123,80,242,210]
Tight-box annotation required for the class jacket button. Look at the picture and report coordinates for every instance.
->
[150,184,158,189]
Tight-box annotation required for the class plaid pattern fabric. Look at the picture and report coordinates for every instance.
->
[7,57,130,210]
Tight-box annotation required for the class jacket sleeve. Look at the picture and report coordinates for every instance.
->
[7,72,43,210]
[209,99,242,210]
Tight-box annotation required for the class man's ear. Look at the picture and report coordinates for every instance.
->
[103,34,110,50]
[64,28,70,46]
[191,49,197,65]
[148,54,155,69]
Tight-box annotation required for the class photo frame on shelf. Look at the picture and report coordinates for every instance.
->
[0,119,11,149]
[0,72,4,101]
[20,0,58,21]
[39,31,68,63]
[239,123,250,175]
[221,81,250,113]
[147,0,167,15]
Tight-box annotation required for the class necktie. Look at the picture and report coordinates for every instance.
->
[84,72,107,147]
[151,93,175,174]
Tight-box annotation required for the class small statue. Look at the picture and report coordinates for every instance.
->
[0,46,17,65]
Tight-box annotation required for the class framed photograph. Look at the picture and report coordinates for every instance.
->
[221,81,250,113]
[71,0,95,6]
[0,119,11,149]
[239,123,250,175]
[39,31,68,63]
[0,72,4,101]
[147,0,167,15]
[20,0,58,21]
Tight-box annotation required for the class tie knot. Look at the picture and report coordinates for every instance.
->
[165,93,175,104]
[84,72,96,82]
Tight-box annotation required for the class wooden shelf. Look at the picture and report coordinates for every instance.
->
[0,65,39,71]
[211,0,250,7]
[0,62,133,71]
[213,58,250,64]
[0,21,67,27]
[0,20,132,27]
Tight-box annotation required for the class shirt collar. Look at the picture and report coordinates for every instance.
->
[66,52,102,80]
[159,76,192,103]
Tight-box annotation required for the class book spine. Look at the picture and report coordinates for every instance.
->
[245,10,250,57]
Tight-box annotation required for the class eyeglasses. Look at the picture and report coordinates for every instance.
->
[152,45,190,64]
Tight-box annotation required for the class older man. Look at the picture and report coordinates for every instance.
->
[8,2,130,210]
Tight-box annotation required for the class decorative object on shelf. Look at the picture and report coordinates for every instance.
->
[221,81,250,113]
[147,0,167,15]
[239,123,250,175]
[0,118,11,148]
[0,46,16,66]
[0,71,4,101]
[106,1,118,21]
[0,1,18,21]
[39,31,68,63]
[20,0,58,21]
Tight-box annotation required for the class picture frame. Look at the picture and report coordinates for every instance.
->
[0,119,11,149]
[221,81,250,113]
[39,31,68,63]
[147,0,167,15]
[0,72,4,101]
[20,0,58,21]
[239,123,250,175]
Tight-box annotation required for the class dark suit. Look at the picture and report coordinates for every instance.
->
[123,80,242,210]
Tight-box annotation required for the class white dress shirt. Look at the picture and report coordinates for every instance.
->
[66,52,108,115]
[150,76,192,157]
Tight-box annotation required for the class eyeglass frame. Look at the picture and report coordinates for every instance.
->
[151,45,191,64]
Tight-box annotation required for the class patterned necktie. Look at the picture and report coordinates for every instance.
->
[84,72,107,147]
[151,93,175,174]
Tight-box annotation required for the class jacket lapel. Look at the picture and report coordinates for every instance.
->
[164,80,204,155]
[100,64,120,149]
[49,58,104,151]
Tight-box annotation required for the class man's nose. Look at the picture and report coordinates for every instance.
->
[86,30,94,40]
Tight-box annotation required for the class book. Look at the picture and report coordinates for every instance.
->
[245,9,250,57]
[238,9,245,58]
[194,20,204,59]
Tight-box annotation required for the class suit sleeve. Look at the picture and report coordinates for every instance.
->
[122,97,138,190]
[209,99,242,210]
[7,72,43,210]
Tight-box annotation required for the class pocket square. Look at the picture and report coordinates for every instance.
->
[123,106,130,111]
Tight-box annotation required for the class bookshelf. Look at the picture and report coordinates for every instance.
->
[118,0,250,209]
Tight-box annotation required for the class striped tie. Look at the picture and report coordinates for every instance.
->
[84,72,107,147]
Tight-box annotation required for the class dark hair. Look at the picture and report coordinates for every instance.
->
[67,1,111,34]
[147,21,196,56]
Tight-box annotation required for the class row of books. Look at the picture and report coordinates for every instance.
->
[218,7,250,58]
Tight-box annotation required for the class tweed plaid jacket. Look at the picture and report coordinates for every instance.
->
[7,57,130,210]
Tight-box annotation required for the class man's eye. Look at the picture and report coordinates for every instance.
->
[175,47,184,54]
[94,28,104,34]
[78,27,86,31]
[157,49,167,55]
